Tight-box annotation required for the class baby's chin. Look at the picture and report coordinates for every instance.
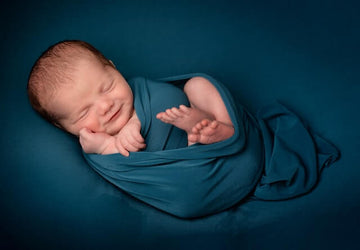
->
[106,112,133,136]
[106,126,122,136]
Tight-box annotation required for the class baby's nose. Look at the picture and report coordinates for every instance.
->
[97,98,114,115]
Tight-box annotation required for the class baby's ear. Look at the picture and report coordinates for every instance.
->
[109,60,116,68]
[53,121,64,130]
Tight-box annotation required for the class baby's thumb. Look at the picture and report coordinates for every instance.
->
[79,128,91,137]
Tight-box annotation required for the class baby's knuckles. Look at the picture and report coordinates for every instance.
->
[115,125,143,153]
[79,129,111,154]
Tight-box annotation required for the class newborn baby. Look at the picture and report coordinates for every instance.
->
[27,40,234,156]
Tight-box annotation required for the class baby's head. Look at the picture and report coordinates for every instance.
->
[28,40,134,136]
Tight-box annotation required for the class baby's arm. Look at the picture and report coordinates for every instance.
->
[79,112,146,156]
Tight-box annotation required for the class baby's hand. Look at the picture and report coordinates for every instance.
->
[114,114,146,157]
[79,128,118,154]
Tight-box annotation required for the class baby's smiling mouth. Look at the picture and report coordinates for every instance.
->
[109,108,120,122]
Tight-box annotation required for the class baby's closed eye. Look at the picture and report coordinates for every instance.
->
[75,108,90,122]
[101,80,114,93]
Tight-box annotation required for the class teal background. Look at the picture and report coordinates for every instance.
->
[1,0,359,249]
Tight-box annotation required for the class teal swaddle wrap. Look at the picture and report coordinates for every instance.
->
[83,73,339,218]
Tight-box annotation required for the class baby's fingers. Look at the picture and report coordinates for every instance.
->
[79,128,92,148]
[130,128,145,143]
[79,128,91,139]
[115,137,141,156]
[129,130,146,149]
[115,136,145,156]
[114,140,130,157]
[124,136,146,151]
[79,128,98,153]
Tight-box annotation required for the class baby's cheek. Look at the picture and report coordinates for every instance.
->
[82,117,103,133]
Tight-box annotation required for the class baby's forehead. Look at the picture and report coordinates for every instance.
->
[54,57,107,89]
[56,54,98,78]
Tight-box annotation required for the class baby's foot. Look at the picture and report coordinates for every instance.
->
[156,105,213,133]
[188,119,235,145]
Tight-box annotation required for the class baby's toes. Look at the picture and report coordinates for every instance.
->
[188,133,200,144]
[165,109,177,120]
[179,105,191,114]
[191,125,200,134]
[200,119,211,127]
[209,120,219,129]
[156,112,164,119]
[195,122,205,130]
[170,107,183,117]
[157,112,172,123]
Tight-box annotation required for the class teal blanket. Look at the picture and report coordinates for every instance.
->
[84,73,339,218]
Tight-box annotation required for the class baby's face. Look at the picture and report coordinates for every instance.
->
[48,58,134,136]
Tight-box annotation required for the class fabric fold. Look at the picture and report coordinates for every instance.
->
[254,103,340,200]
